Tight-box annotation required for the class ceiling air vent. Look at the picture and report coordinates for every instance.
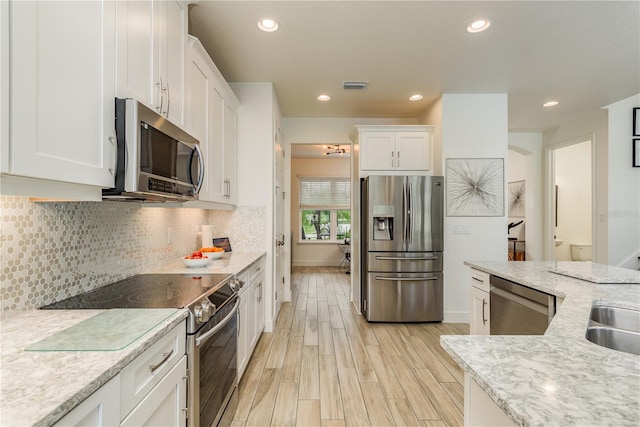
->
[343,81,368,90]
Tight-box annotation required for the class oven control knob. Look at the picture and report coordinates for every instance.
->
[195,300,213,323]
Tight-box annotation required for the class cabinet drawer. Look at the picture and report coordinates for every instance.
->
[120,321,186,420]
[247,258,265,283]
[470,268,490,292]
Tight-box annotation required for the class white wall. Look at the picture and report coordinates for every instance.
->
[554,141,592,261]
[605,94,640,269]
[291,157,350,266]
[543,109,607,262]
[508,132,543,260]
[441,94,508,322]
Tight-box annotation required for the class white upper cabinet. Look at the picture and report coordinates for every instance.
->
[357,126,433,174]
[116,0,188,128]
[5,0,117,190]
[186,36,238,206]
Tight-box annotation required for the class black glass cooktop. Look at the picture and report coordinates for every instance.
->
[41,274,233,310]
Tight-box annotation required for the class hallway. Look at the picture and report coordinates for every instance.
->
[232,267,468,426]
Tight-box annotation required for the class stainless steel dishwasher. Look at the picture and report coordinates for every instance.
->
[490,275,556,335]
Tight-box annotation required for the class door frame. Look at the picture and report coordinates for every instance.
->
[543,133,596,260]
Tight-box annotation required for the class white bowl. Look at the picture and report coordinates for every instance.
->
[201,249,225,260]
[181,256,211,268]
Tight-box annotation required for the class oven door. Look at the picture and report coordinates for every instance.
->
[188,297,239,427]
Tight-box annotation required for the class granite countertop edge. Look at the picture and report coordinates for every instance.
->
[441,261,640,426]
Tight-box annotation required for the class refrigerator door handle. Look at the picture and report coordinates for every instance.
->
[375,255,439,261]
[375,276,439,282]
[407,181,413,246]
[402,178,408,249]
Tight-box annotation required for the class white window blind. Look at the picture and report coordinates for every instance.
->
[299,177,350,208]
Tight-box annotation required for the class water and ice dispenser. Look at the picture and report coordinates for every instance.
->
[372,205,394,241]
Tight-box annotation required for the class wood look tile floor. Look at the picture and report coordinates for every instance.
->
[232,267,469,427]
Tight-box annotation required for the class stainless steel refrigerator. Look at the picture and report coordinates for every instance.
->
[361,175,444,322]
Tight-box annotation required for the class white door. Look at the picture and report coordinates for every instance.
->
[274,124,286,318]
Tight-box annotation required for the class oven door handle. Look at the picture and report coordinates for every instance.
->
[195,297,240,347]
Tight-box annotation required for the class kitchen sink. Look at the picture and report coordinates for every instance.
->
[586,305,640,355]
[590,306,640,332]
[585,326,640,356]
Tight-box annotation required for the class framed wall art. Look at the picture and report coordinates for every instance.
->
[446,158,504,217]
[634,108,640,136]
[634,139,640,168]
[508,180,525,217]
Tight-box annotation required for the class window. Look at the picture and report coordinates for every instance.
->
[299,177,351,242]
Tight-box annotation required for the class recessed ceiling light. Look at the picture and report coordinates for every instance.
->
[257,18,279,32]
[317,94,331,102]
[467,19,491,33]
[543,101,559,107]
[409,94,423,101]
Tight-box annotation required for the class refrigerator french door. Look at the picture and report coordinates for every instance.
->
[361,175,444,322]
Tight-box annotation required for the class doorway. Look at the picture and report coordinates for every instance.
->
[289,144,352,269]
[547,137,594,261]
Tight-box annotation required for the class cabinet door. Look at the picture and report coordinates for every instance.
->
[115,0,157,111]
[9,1,116,187]
[54,375,120,427]
[470,286,490,335]
[360,132,396,170]
[159,0,187,127]
[223,103,238,203]
[121,356,187,427]
[187,46,213,201]
[237,289,250,379]
[395,132,430,171]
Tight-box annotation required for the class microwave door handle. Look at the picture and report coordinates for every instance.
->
[193,144,205,194]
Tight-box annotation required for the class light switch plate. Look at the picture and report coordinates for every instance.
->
[453,225,471,235]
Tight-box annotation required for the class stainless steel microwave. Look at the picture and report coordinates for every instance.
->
[103,98,203,202]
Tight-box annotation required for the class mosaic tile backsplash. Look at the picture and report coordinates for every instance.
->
[0,196,266,318]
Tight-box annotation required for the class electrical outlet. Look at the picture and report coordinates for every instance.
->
[167,228,173,245]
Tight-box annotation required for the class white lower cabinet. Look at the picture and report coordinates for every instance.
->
[54,375,120,427]
[470,268,491,335]
[53,320,186,427]
[237,257,266,379]
[120,356,187,427]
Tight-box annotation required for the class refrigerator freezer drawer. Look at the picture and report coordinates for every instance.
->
[368,252,442,273]
[366,272,443,322]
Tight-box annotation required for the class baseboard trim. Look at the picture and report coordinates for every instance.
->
[443,311,469,323]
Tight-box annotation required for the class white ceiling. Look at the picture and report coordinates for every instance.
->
[189,1,639,133]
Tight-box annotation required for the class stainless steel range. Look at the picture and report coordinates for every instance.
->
[41,273,241,427]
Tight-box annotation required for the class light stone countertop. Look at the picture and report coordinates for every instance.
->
[148,251,266,276]
[440,261,640,427]
[0,251,265,426]
[0,308,188,427]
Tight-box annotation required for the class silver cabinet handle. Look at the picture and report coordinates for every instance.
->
[108,131,117,176]
[482,298,487,324]
[164,82,170,117]
[149,349,174,373]
[397,151,400,167]
[472,276,485,283]
[391,151,395,168]
[155,77,164,113]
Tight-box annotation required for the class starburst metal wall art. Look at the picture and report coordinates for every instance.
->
[508,180,525,218]
[446,158,504,217]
